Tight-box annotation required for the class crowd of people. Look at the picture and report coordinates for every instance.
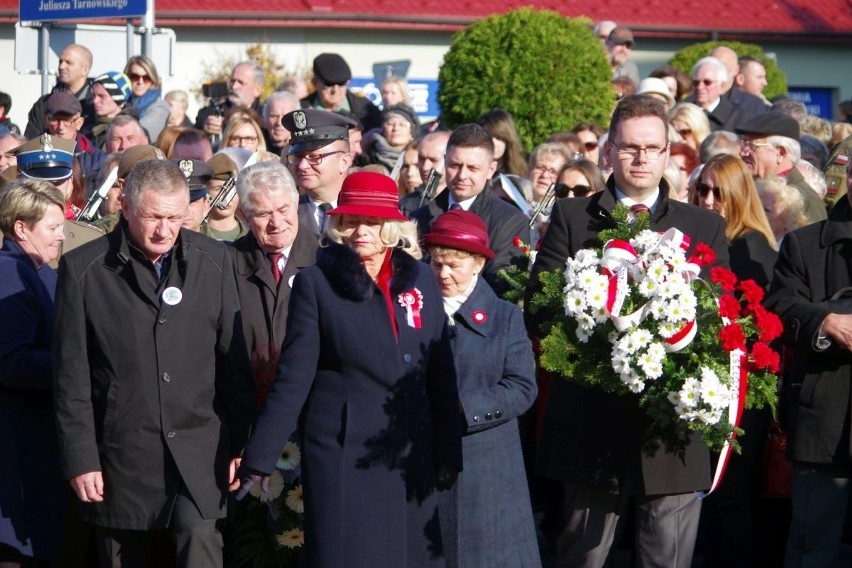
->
[1,22,852,568]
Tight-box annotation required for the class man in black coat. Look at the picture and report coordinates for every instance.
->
[196,61,265,142]
[411,123,530,290]
[53,159,256,567]
[686,56,766,133]
[229,161,318,406]
[765,183,852,567]
[525,95,729,568]
[300,53,382,133]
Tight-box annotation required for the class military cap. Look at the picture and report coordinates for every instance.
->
[117,145,166,179]
[171,158,214,201]
[45,92,82,117]
[7,133,75,181]
[735,111,800,140]
[208,152,241,181]
[312,53,352,85]
[283,109,357,154]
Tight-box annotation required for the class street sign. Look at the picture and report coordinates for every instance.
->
[787,87,834,119]
[20,0,147,22]
[350,78,440,120]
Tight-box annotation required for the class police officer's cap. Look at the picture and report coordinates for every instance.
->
[283,109,356,155]
[7,134,75,182]
[171,158,214,202]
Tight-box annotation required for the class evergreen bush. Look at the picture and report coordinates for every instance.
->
[438,8,614,153]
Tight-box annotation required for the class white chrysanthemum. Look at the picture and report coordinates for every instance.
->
[632,230,659,249]
[645,259,669,283]
[620,333,643,354]
[679,378,701,408]
[638,278,658,297]
[638,351,663,379]
[633,329,653,347]
[592,305,609,324]
[646,342,666,361]
[621,370,645,393]
[586,287,608,310]
[667,391,682,405]
[249,470,285,503]
[564,290,588,315]
[607,330,620,343]
[577,268,601,291]
[612,353,631,374]
[657,321,678,338]
[648,301,668,321]
[664,301,689,322]
[276,528,305,549]
[577,313,596,331]
[277,441,301,470]
[573,249,600,268]
[575,326,592,343]
[285,484,304,513]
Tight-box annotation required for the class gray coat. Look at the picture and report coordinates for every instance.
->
[53,222,256,529]
[438,278,540,568]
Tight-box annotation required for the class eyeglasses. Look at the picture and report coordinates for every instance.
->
[676,128,692,138]
[319,80,347,88]
[48,114,81,126]
[229,135,258,144]
[692,79,716,87]
[583,141,598,151]
[287,150,344,166]
[741,140,775,152]
[384,120,410,130]
[610,140,668,161]
[696,183,721,199]
[531,165,560,178]
[128,72,151,83]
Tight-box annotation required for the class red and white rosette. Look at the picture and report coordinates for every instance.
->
[602,239,648,332]
[398,288,424,329]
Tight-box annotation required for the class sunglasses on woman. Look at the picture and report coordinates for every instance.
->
[696,182,721,199]
[554,183,593,198]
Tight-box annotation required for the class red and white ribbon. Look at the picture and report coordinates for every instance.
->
[398,288,424,329]
[699,313,750,498]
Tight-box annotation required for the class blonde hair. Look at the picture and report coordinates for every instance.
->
[381,76,412,107]
[669,103,711,148]
[0,179,65,238]
[222,114,267,152]
[756,176,808,242]
[327,215,422,260]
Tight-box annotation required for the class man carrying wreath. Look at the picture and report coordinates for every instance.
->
[525,95,729,568]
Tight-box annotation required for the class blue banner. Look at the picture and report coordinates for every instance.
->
[787,87,834,119]
[350,78,440,119]
[20,0,147,22]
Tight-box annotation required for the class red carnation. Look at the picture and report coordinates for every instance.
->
[691,242,717,267]
[512,236,522,249]
[751,341,781,373]
[755,307,784,342]
[718,295,741,319]
[711,267,738,292]
[719,322,747,351]
[739,279,765,306]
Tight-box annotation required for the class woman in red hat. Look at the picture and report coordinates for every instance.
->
[424,209,540,567]
[236,171,463,567]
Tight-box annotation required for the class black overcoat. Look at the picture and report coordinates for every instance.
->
[765,198,852,464]
[525,182,730,496]
[229,227,318,404]
[242,242,463,567]
[53,222,256,529]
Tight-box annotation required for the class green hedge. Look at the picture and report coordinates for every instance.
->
[668,41,787,100]
[437,8,613,153]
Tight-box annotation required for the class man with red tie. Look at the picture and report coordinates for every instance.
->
[525,95,730,568]
[228,161,318,405]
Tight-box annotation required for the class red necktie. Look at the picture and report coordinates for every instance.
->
[269,253,283,285]
[630,203,650,216]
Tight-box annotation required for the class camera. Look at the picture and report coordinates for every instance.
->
[202,81,229,116]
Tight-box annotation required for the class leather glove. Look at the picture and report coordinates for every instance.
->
[233,468,270,501]
[435,465,459,491]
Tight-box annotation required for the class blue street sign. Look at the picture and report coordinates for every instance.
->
[787,87,834,119]
[21,0,147,22]
[350,78,440,119]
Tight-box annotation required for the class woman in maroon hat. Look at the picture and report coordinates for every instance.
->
[424,209,540,567]
[236,171,463,567]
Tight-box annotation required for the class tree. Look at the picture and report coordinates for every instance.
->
[668,41,787,100]
[438,8,613,153]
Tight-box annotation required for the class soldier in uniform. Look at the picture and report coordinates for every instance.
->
[172,158,215,233]
[282,109,355,239]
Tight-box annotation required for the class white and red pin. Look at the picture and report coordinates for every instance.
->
[471,310,487,324]
[398,288,424,329]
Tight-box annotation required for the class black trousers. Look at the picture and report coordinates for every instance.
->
[95,484,222,568]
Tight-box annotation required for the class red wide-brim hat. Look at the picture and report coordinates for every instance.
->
[327,171,408,222]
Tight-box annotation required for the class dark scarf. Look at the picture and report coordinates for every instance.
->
[316,241,419,302]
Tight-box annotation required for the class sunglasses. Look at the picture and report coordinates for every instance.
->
[692,79,715,87]
[128,72,151,83]
[696,182,721,199]
[677,128,692,137]
[554,183,593,198]
[320,80,347,88]
[583,141,598,151]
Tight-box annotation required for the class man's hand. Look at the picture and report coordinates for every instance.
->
[70,471,105,502]
[228,457,242,492]
[822,313,852,350]
[204,115,223,136]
